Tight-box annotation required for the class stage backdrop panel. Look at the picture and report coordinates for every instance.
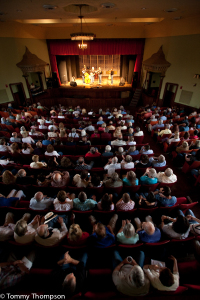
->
[47,39,145,85]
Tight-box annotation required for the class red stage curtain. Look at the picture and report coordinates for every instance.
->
[47,39,145,84]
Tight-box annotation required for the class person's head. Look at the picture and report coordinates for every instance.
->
[128,136,134,143]
[22,132,28,138]
[90,147,96,154]
[37,224,49,238]
[101,193,112,210]
[144,145,150,151]
[182,132,189,140]
[22,142,28,150]
[36,141,42,148]
[127,171,136,184]
[181,141,188,149]
[78,191,87,203]
[0,138,6,145]
[46,144,54,153]
[146,191,156,203]
[80,170,88,180]
[10,142,19,153]
[193,129,198,136]
[118,147,124,154]
[141,154,149,164]
[14,219,27,237]
[122,193,131,203]
[123,223,135,238]
[128,128,134,134]
[105,145,111,153]
[52,172,62,184]
[98,117,103,121]
[164,168,173,177]
[95,223,106,239]
[131,265,145,288]
[112,157,118,164]
[128,146,136,153]
[60,129,66,137]
[61,157,72,168]
[135,127,140,133]
[12,132,18,139]
[2,170,16,185]
[161,186,171,197]
[142,221,155,235]
[68,224,83,242]
[159,268,175,287]
[77,157,84,165]
[172,215,190,234]
[34,192,44,202]
[71,128,76,133]
[148,168,157,178]
[158,154,165,163]
[17,169,26,177]
[111,172,119,182]
[125,155,132,163]
[57,190,67,203]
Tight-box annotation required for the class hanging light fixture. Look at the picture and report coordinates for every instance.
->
[70,5,95,50]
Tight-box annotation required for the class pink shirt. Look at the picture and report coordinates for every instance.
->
[116,200,135,211]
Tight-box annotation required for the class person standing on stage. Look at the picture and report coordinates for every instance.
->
[111,68,114,85]
[90,67,95,84]
[82,65,86,84]
[98,67,102,84]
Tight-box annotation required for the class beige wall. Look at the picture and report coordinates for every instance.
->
[143,34,200,108]
[0,37,50,102]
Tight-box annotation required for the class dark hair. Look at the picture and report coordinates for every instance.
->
[78,191,87,203]
[146,192,156,203]
[57,190,67,203]
[183,132,189,139]
[159,268,174,287]
[80,170,88,180]
[62,277,76,297]
[91,173,101,187]
[101,193,112,210]
[37,173,46,183]
[141,154,149,164]
[22,143,28,150]
[144,145,150,151]
[47,157,57,168]
[162,186,171,197]
[193,129,198,135]
[172,215,189,234]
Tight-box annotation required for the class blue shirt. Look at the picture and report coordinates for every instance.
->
[149,157,166,167]
[155,194,177,207]
[123,177,139,186]
[102,152,114,157]
[97,121,104,125]
[152,124,164,130]
[140,176,158,185]
[0,197,18,207]
[42,140,52,146]
[73,198,97,211]
[138,227,161,243]
[88,226,115,248]
[128,150,139,155]
[179,126,189,132]
[128,120,135,123]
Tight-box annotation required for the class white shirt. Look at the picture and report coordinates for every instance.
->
[127,141,136,145]
[22,148,32,154]
[48,125,58,131]
[85,125,95,131]
[73,110,80,115]
[144,268,179,291]
[35,223,68,246]
[69,132,79,138]
[157,172,177,183]
[121,161,135,169]
[111,140,127,146]
[53,198,73,211]
[162,222,190,239]
[48,132,58,138]
[134,131,144,136]
[141,149,154,155]
[45,150,60,157]
[58,116,65,118]
[29,197,54,210]
[0,145,9,152]
[104,163,121,170]
[39,125,47,129]
[22,137,35,144]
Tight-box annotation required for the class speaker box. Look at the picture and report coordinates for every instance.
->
[70,81,77,87]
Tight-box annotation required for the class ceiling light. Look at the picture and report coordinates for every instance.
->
[164,8,178,13]
[43,5,58,10]
[141,8,147,10]
[101,3,115,9]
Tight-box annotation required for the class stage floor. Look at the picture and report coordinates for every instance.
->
[60,76,132,89]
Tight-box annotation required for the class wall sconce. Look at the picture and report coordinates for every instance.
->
[193,74,200,79]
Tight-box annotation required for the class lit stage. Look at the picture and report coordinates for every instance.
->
[60,76,132,89]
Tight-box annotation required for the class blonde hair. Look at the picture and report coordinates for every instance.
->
[123,223,135,238]
[32,155,39,162]
[182,141,188,148]
[60,129,66,137]
[2,170,16,185]
[68,224,83,242]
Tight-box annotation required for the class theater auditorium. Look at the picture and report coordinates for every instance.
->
[0,0,200,299]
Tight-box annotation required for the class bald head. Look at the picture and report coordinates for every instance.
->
[52,173,62,183]
[36,141,42,148]
[17,169,26,177]
[37,224,48,238]
[35,192,44,202]
[143,222,155,235]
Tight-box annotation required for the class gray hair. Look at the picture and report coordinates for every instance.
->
[148,168,157,178]
[123,223,135,238]
[143,222,155,235]
[111,172,119,181]
[165,168,173,177]
[118,147,124,153]
[112,157,118,164]
[125,155,132,163]
[105,145,111,152]
[158,155,165,163]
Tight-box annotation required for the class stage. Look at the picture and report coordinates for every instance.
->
[60,76,132,89]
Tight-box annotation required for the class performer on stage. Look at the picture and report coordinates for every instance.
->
[98,67,102,84]
[110,68,114,85]
[90,67,95,84]
[82,65,86,84]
